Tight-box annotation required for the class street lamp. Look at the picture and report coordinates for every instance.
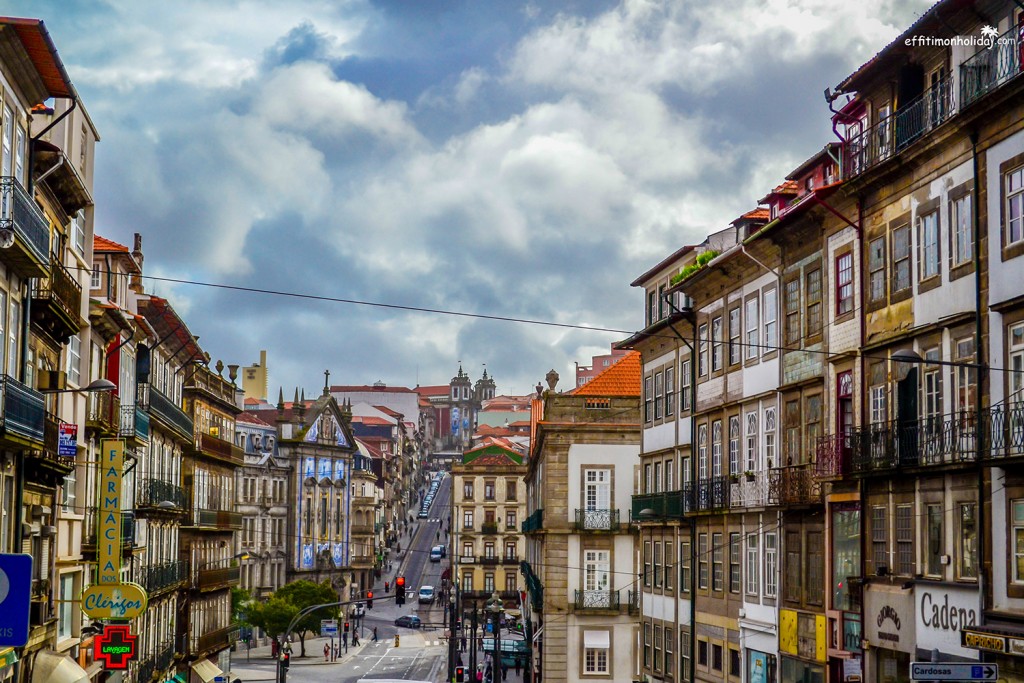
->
[40,377,117,394]
[448,591,458,681]
[485,592,503,682]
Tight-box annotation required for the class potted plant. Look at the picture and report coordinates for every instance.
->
[744,470,756,482]
[729,473,740,483]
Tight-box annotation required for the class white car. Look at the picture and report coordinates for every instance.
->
[418,585,435,604]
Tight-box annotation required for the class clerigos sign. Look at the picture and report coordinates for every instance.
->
[82,439,147,620]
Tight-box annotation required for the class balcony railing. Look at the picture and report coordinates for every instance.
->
[961,25,1022,107]
[193,624,239,654]
[814,434,849,479]
[0,176,50,275]
[729,471,769,508]
[631,491,687,520]
[119,404,150,443]
[479,555,499,565]
[502,555,519,565]
[31,257,83,341]
[627,589,640,615]
[988,403,1024,459]
[850,413,978,473]
[520,561,543,612]
[84,510,135,547]
[768,464,821,506]
[521,509,544,533]
[0,375,45,443]
[147,386,193,440]
[573,589,620,611]
[196,566,241,591]
[87,390,120,436]
[137,477,186,509]
[141,560,186,595]
[481,522,499,535]
[350,523,374,535]
[460,555,475,564]
[195,432,244,467]
[42,411,63,462]
[192,508,243,530]
[688,476,730,512]
[136,640,175,683]
[574,508,621,532]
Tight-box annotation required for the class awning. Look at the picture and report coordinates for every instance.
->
[170,674,186,683]
[189,659,223,683]
[0,648,17,671]
[583,630,610,649]
[31,651,90,683]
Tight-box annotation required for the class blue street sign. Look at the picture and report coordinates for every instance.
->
[0,554,32,647]
[910,662,998,681]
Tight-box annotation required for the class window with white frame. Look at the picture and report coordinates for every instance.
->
[584,635,609,673]
[1006,166,1024,246]
[711,316,723,372]
[1013,500,1024,583]
[1011,323,1024,411]
[745,412,757,471]
[66,334,81,386]
[836,252,854,315]
[745,298,759,359]
[729,306,741,365]
[711,420,722,478]
[585,469,611,512]
[644,376,653,422]
[72,211,86,256]
[665,365,675,417]
[872,506,888,572]
[1,106,11,178]
[953,194,972,265]
[666,460,674,491]
[698,323,709,377]
[654,542,662,588]
[920,210,940,279]
[729,416,740,475]
[698,533,708,590]
[712,532,723,592]
[892,224,911,294]
[764,407,776,468]
[91,263,101,290]
[764,532,777,598]
[955,337,977,416]
[58,573,75,640]
[654,371,664,419]
[896,504,914,575]
[746,533,760,595]
[763,288,777,353]
[680,359,691,412]
[698,424,708,480]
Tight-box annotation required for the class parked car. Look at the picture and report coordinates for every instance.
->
[418,585,436,604]
[394,615,422,628]
[430,546,444,562]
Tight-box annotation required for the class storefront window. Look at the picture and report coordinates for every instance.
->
[748,650,776,683]
[877,649,910,683]
[832,504,860,612]
[781,656,825,683]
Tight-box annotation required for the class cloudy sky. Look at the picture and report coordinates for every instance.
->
[12,0,929,397]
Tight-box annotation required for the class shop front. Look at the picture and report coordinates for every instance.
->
[864,586,915,683]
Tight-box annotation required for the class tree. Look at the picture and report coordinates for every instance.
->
[248,597,299,655]
[273,580,340,657]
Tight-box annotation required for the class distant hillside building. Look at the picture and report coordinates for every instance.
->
[574,345,631,388]
[242,350,269,402]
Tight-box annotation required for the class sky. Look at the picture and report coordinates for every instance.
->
[10,0,931,398]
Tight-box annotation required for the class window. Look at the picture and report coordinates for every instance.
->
[1011,323,1024,412]
[463,510,474,529]
[484,573,495,592]
[1013,500,1024,582]
[643,541,651,587]
[805,268,822,338]
[745,412,757,471]
[891,224,911,295]
[462,572,473,591]
[698,323,709,377]
[728,416,740,476]
[506,480,517,501]
[58,574,74,640]
[680,359,691,412]
[746,534,759,595]
[763,288,777,353]
[484,481,495,500]
[644,376,653,422]
[836,252,853,314]
[711,316,723,371]
[712,644,723,672]
[505,511,517,530]
[697,640,708,667]
[730,648,742,678]
[785,530,801,603]
[764,407,776,469]
[877,103,892,157]
[584,646,608,674]
[654,626,663,672]
[712,532,723,592]
[698,424,708,480]
[665,625,674,676]
[658,285,666,320]
[807,531,824,606]
[1007,166,1024,246]
[728,307,741,365]
[66,334,82,386]
[896,505,913,575]
[926,504,943,577]
[869,236,886,303]
[61,466,76,512]
[1,106,11,177]
[680,541,691,592]
[920,211,940,279]
[785,278,801,344]
[712,420,722,478]
[665,366,675,417]
[698,533,708,590]
[654,371,664,419]
[665,539,674,591]
[764,532,777,598]
[648,291,657,326]
[745,297,759,359]
[872,506,888,572]
[462,542,473,560]
[955,337,977,416]
[729,533,741,593]
[654,542,662,588]
[870,367,888,425]
[643,623,651,667]
[960,502,977,579]
[463,482,474,499]
[72,211,86,256]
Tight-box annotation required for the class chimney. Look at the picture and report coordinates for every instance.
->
[130,232,145,292]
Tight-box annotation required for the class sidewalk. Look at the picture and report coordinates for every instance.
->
[230,633,374,681]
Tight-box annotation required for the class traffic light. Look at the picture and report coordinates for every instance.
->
[456,665,466,682]
[344,622,350,633]
[396,576,406,605]
[280,652,290,670]
[366,591,374,609]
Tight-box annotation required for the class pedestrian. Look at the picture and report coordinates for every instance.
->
[334,644,339,659]
[502,663,508,680]
[324,643,330,661]
[352,630,360,646]
[461,636,467,652]
[476,666,484,682]
[373,627,378,641]
[436,530,440,540]
[385,580,390,593]
[514,658,521,676]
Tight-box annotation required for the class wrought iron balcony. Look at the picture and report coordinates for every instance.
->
[502,554,519,565]
[961,25,1021,108]
[574,508,621,532]
[147,386,193,440]
[0,176,50,278]
[729,471,769,508]
[849,413,979,474]
[350,523,374,535]
[521,509,544,533]
[521,560,543,612]
[631,490,686,520]
[687,476,730,512]
[137,477,186,510]
[627,589,640,615]
[573,589,620,611]
[988,403,1024,459]
[478,555,499,565]
[196,565,241,591]
[814,434,849,480]
[192,508,243,530]
[0,375,45,444]
[192,624,238,654]
[141,560,186,595]
[86,390,120,436]
[768,464,821,506]
[481,522,499,535]
[119,404,149,443]
[136,640,175,683]
[30,257,83,344]
[194,431,244,467]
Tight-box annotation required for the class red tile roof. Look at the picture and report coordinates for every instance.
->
[741,208,770,221]
[94,235,130,252]
[237,412,273,427]
[373,405,404,418]
[415,385,450,396]
[330,385,415,393]
[352,416,392,426]
[569,351,641,397]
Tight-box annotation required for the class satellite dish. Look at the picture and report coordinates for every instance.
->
[0,229,14,249]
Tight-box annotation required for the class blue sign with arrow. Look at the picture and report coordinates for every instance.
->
[0,554,32,647]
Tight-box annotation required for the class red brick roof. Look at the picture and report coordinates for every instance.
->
[330,385,415,393]
[237,412,273,427]
[373,405,404,418]
[352,416,392,426]
[741,208,770,221]
[415,385,450,396]
[570,351,641,397]
[94,235,130,252]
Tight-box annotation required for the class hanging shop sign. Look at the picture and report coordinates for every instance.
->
[57,423,77,458]
[81,582,148,620]
[94,624,138,669]
[97,439,124,585]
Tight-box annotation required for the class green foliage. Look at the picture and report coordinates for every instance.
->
[265,580,341,657]
[231,586,253,625]
[248,597,299,640]
[670,249,720,286]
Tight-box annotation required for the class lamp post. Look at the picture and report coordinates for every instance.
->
[448,591,458,681]
[485,592,503,683]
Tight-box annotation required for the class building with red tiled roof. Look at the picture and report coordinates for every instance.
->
[573,345,635,391]
[570,351,641,397]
